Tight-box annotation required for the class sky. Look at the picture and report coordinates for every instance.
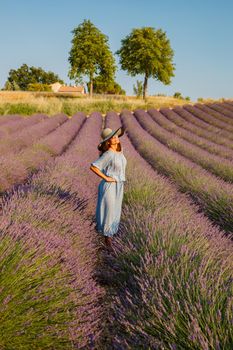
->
[0,0,233,101]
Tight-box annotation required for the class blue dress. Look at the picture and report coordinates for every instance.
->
[91,149,127,237]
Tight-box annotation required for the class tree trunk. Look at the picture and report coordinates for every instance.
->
[143,74,148,100]
[89,71,93,98]
[89,79,93,98]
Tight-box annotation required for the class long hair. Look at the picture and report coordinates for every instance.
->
[99,140,122,156]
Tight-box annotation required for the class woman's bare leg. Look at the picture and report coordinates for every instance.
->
[104,236,113,251]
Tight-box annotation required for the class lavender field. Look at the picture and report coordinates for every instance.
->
[0,102,232,349]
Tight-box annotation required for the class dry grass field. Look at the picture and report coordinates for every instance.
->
[0,90,197,116]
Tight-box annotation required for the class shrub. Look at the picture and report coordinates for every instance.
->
[28,83,52,92]
[173,92,183,99]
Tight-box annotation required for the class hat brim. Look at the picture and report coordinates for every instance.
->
[99,126,125,144]
[97,126,125,151]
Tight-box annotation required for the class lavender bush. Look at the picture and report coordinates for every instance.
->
[0,114,22,125]
[0,112,105,349]
[0,113,85,192]
[34,112,103,220]
[135,109,233,183]
[0,114,67,155]
[164,107,232,148]
[0,186,102,349]
[0,113,48,139]
[163,107,233,151]
[222,102,233,112]
[173,106,226,133]
[183,105,233,139]
[195,103,233,125]
[120,110,233,233]
[99,111,233,349]
[0,103,233,349]
[148,108,233,161]
[204,103,233,121]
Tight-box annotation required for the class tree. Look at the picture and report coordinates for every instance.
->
[68,19,116,98]
[5,64,63,91]
[110,81,126,95]
[3,80,20,91]
[87,76,125,95]
[133,80,143,98]
[116,27,175,99]
[173,92,190,101]
[173,92,182,99]
[28,83,52,91]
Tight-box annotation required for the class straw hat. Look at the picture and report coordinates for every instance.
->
[97,126,125,151]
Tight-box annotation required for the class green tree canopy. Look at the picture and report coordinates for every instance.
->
[5,64,63,91]
[116,27,175,99]
[87,76,125,95]
[28,83,52,92]
[68,19,116,97]
[173,91,182,99]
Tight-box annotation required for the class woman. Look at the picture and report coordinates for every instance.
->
[90,126,127,251]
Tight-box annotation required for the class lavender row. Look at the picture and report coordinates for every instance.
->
[102,111,233,349]
[163,107,233,151]
[0,113,48,139]
[0,114,22,125]
[183,105,233,138]
[173,106,224,133]
[23,112,105,347]
[37,112,103,221]
[0,113,67,156]
[0,114,85,193]
[195,103,233,125]
[211,102,233,118]
[222,101,233,112]
[0,114,104,348]
[121,110,233,233]
[148,108,233,161]
[135,109,233,183]
[206,103,233,120]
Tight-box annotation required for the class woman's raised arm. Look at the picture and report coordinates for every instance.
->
[90,165,116,182]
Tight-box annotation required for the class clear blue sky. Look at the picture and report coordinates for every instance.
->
[1,0,232,101]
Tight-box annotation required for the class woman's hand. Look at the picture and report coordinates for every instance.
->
[105,176,117,183]
[90,166,116,182]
